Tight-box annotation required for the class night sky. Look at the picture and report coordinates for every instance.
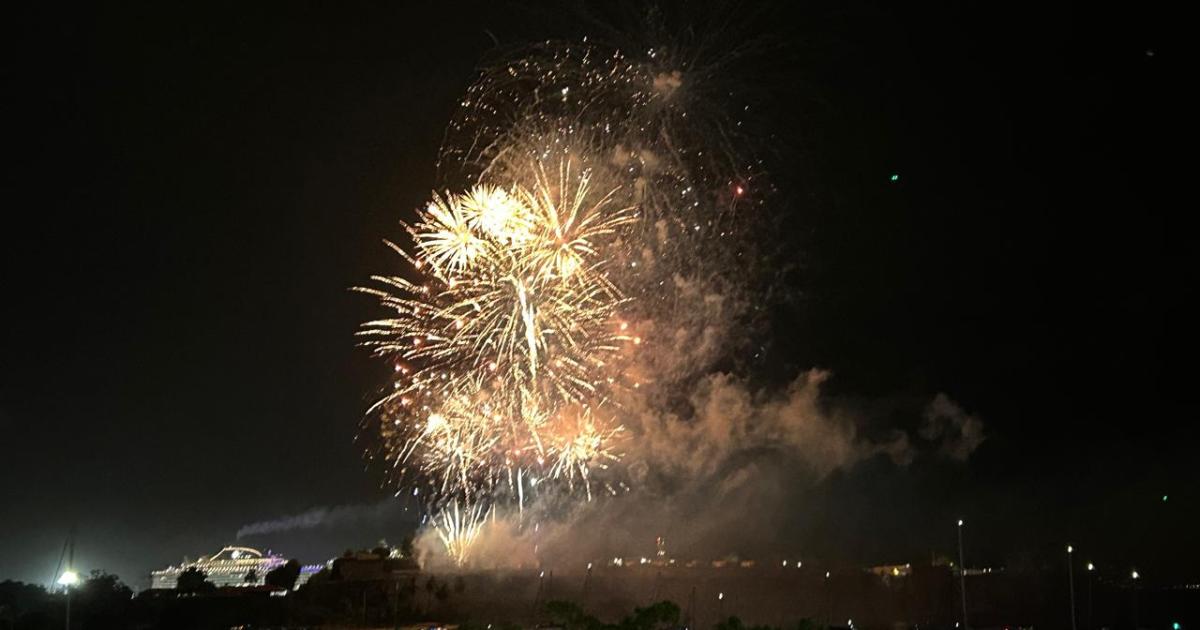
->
[3,2,1192,588]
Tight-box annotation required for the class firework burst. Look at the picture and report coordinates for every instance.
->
[356,156,634,510]
[359,29,771,565]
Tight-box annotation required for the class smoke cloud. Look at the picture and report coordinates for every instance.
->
[413,365,984,570]
[920,393,987,461]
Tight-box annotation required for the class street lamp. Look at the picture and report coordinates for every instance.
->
[1066,546,1077,630]
[1131,569,1141,629]
[957,519,969,630]
[1086,563,1095,630]
[58,570,79,630]
[823,571,833,626]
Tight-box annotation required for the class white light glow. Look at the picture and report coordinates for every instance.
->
[57,571,79,587]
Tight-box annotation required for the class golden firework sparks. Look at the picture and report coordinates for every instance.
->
[433,500,489,567]
[356,157,636,507]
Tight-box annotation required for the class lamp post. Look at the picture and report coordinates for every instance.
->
[1067,546,1077,630]
[957,519,969,630]
[824,571,833,627]
[1086,563,1094,630]
[1130,570,1140,629]
[57,570,79,630]
[581,562,592,606]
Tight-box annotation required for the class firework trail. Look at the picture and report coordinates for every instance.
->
[358,34,768,565]
[433,500,490,567]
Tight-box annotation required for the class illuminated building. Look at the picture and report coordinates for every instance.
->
[150,546,321,589]
[866,563,912,578]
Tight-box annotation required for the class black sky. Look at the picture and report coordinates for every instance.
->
[2,2,1192,588]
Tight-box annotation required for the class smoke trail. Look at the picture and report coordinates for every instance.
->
[235,500,403,539]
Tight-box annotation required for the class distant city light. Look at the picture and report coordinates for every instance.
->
[57,570,79,587]
[890,174,899,182]
[1162,494,1168,502]
[957,519,964,527]
[1132,570,1140,580]
[1087,563,1095,571]
[718,592,724,600]
[1067,545,1073,554]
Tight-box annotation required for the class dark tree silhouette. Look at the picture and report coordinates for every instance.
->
[79,570,132,601]
[620,600,681,630]
[713,616,785,630]
[175,567,213,593]
[546,600,602,630]
[76,571,133,625]
[264,559,302,591]
[0,580,49,623]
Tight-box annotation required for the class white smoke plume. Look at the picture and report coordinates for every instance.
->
[236,500,401,539]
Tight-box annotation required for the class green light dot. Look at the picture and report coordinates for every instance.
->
[1162,495,1168,502]
[889,174,900,182]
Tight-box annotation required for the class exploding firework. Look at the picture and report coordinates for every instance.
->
[359,31,772,565]
[356,156,636,508]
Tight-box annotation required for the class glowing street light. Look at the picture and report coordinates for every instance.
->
[1066,545,1077,630]
[1085,562,1096,630]
[57,570,79,587]
[1130,569,1142,629]
[58,569,80,630]
[957,519,969,630]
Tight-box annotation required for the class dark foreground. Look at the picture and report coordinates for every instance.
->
[3,562,1197,630]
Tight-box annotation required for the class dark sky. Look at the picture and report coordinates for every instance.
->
[3,2,1192,588]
